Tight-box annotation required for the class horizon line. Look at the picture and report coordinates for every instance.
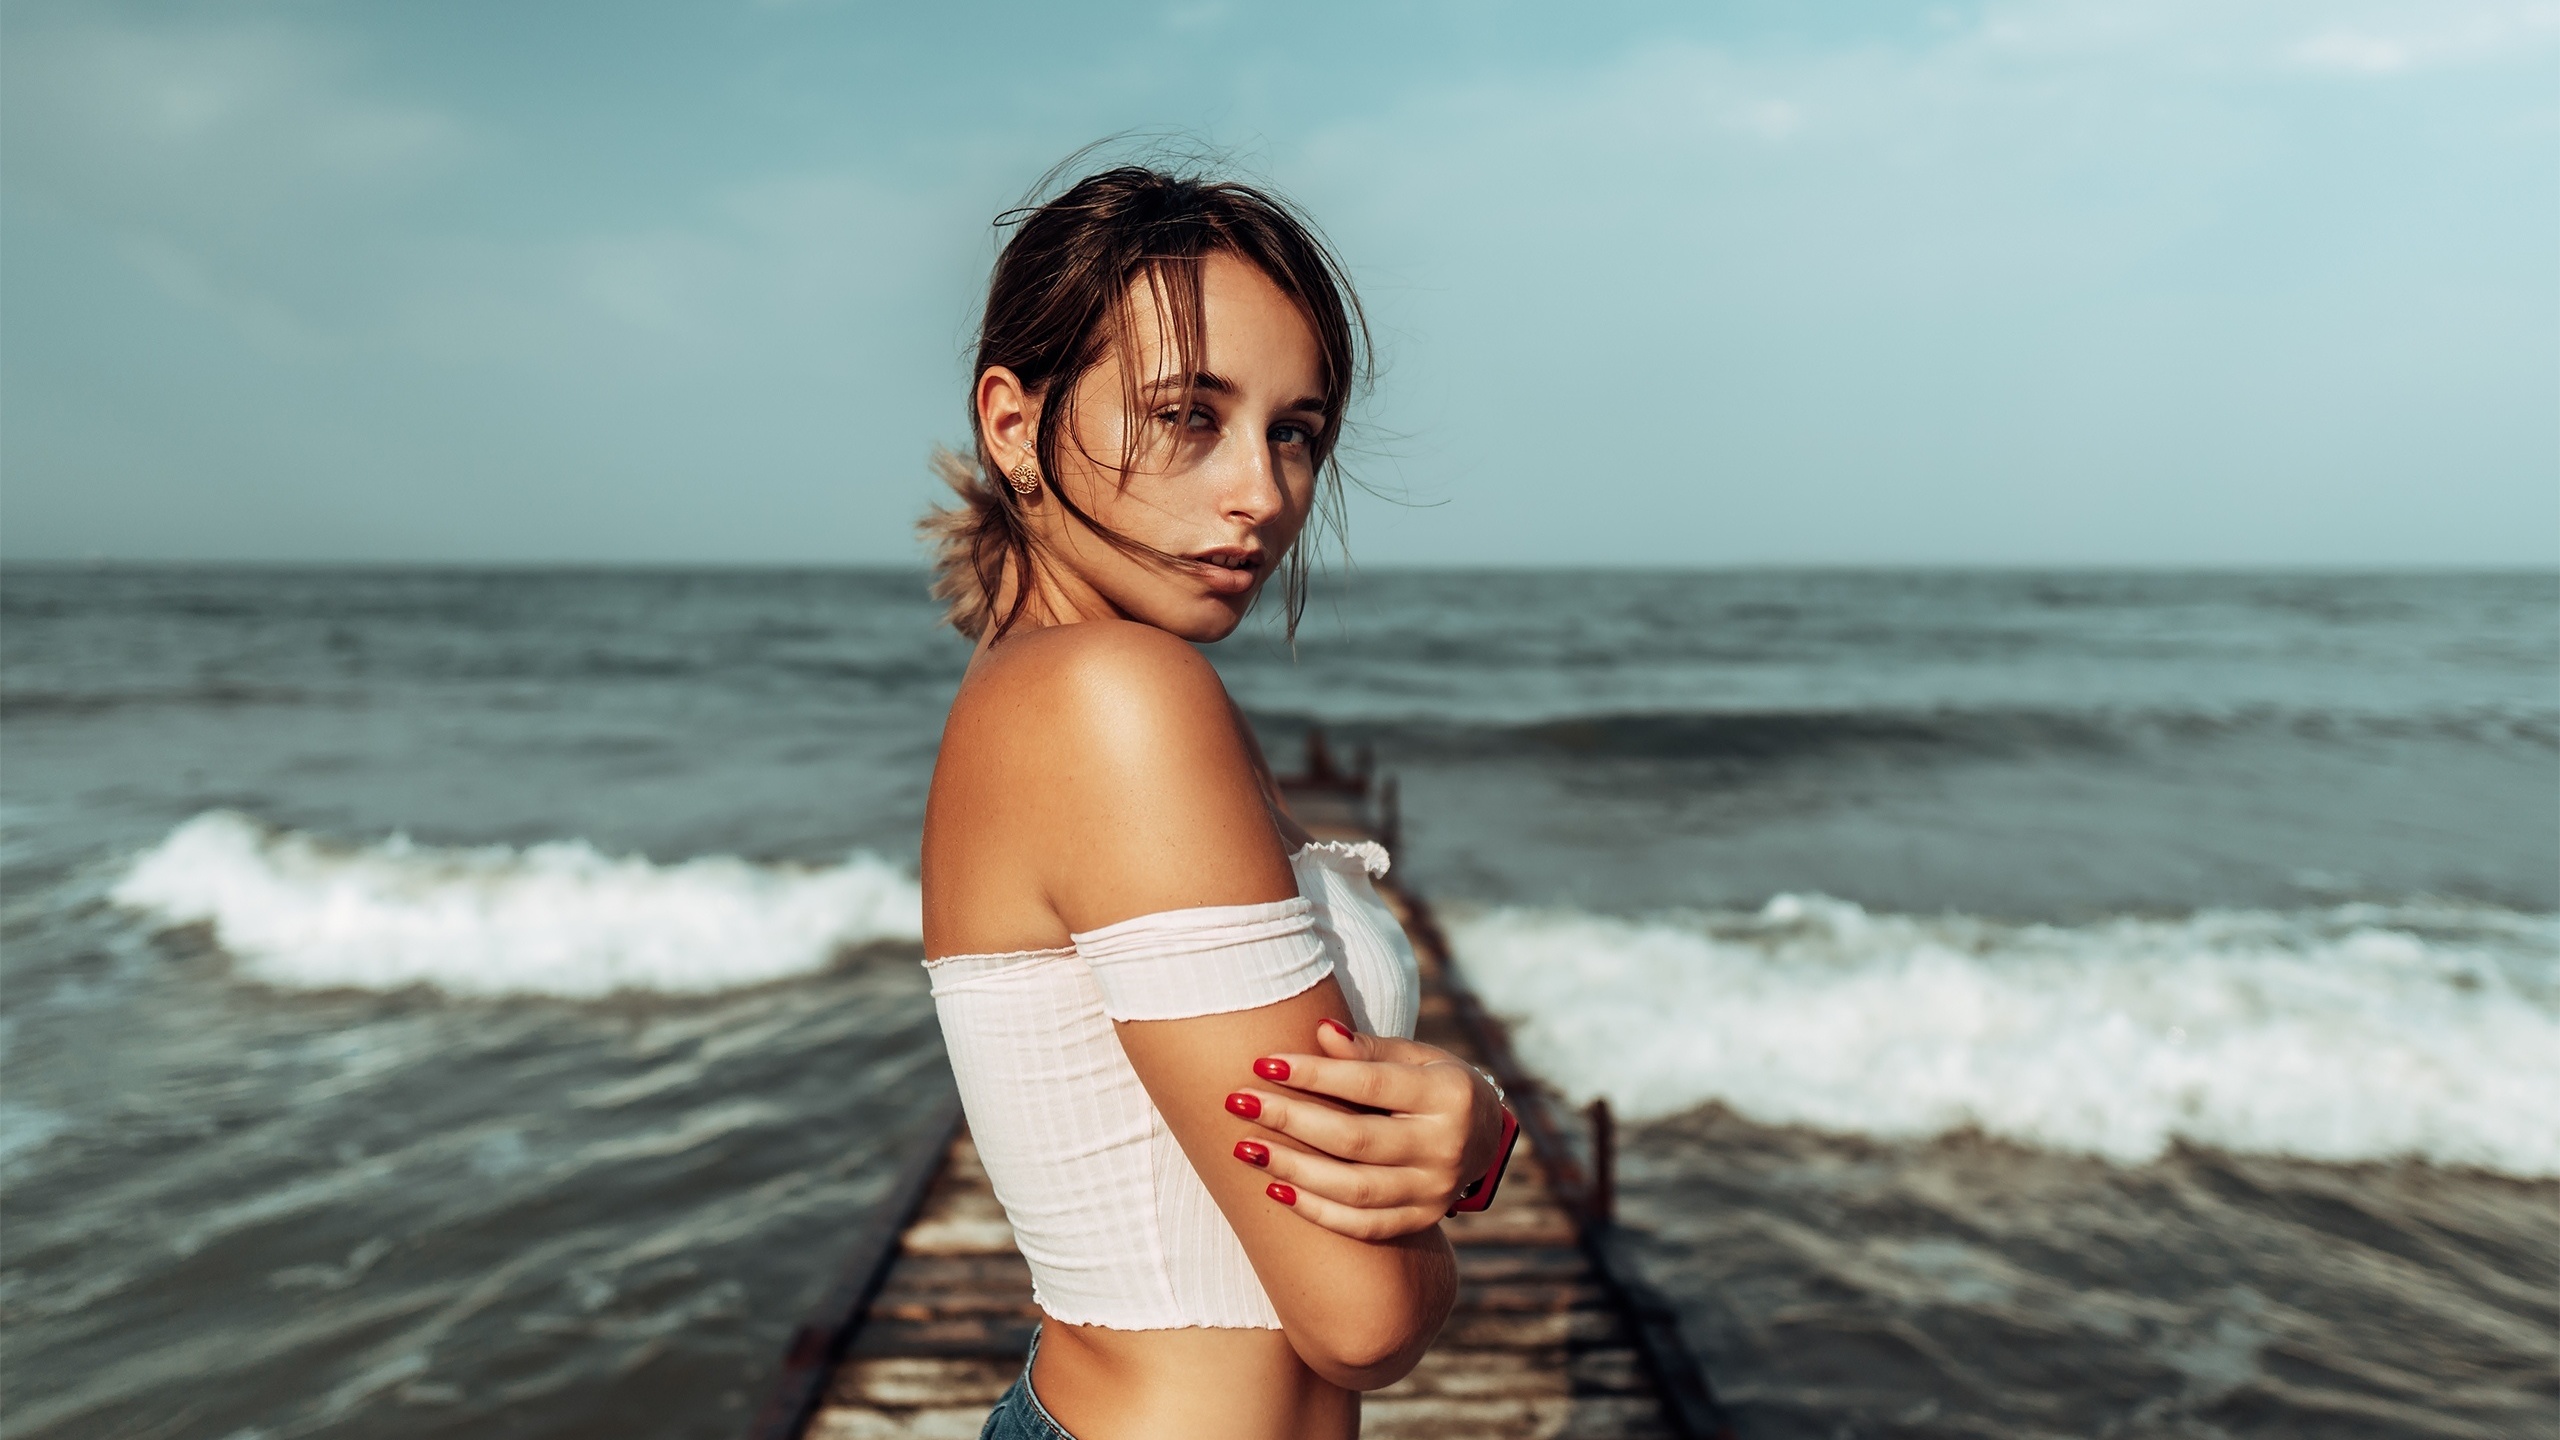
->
[5,557,2554,577]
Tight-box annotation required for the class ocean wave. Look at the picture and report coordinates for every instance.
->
[0,1101,72,1167]
[1448,896,2560,1176]
[0,683,332,719]
[111,812,923,998]
[1270,704,2560,765]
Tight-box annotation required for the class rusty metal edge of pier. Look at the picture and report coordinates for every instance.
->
[745,1088,964,1440]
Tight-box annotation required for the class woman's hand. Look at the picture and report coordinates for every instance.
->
[1223,1018,1509,1241]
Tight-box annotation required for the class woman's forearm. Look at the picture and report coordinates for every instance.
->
[1275,1225,1457,1390]
[1116,980,1466,1389]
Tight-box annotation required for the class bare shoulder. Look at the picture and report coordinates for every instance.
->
[937,621,1291,930]
[954,618,1228,741]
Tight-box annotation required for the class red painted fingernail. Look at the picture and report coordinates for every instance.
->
[1318,1018,1353,1041]
[1225,1092,1261,1119]
[1253,1056,1291,1083]
[1234,1140,1269,1167]
[1266,1181,1296,1206]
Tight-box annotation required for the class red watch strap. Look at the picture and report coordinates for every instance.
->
[1447,1106,1520,1214]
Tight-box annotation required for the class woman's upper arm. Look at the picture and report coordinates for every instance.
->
[1010,624,1453,1382]
[1008,623,1297,927]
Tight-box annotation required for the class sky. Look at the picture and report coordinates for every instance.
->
[3,0,2553,568]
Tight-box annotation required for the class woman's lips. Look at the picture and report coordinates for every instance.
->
[1183,552,1263,596]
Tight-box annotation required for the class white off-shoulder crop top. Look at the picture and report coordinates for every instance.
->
[924,840,1421,1330]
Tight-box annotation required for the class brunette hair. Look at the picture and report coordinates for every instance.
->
[921,164,1369,640]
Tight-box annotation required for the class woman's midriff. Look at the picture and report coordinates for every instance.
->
[1030,1319,1359,1440]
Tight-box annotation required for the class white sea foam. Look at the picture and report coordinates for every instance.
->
[112,812,923,998]
[1449,895,2560,1176]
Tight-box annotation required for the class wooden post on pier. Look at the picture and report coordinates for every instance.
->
[1587,1100,1615,1228]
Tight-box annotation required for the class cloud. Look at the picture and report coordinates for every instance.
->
[1295,22,2246,315]
[1275,0,2557,563]
[1735,99,1805,141]
[389,168,995,372]
[2289,30,2421,74]
[1164,1,1236,32]
[1932,0,2560,77]
[112,232,330,356]
[1290,0,2555,339]
[1,12,465,230]
[2,10,468,355]
[2283,2,2560,76]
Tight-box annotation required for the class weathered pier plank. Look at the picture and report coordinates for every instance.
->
[755,736,1730,1440]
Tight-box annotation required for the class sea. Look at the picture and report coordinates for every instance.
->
[2,566,2552,1440]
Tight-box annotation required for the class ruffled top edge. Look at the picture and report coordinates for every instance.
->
[925,840,1391,973]
[1290,838,1391,878]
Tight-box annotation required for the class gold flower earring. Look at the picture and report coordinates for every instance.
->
[1007,440,1041,497]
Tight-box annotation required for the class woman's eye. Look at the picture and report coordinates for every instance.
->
[1157,406,1217,431]
[1270,422,1315,447]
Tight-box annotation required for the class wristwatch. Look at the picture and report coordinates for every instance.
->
[1447,1104,1520,1215]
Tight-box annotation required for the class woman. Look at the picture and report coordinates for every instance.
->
[919,166,1515,1440]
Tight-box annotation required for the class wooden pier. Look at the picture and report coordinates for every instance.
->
[750,734,1732,1440]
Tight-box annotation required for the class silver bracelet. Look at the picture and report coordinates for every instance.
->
[1430,1058,1504,1105]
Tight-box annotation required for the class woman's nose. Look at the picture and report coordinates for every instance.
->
[1226,433,1285,524]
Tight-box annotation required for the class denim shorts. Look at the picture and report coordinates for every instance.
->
[979,1326,1078,1440]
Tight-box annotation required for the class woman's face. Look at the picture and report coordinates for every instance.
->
[991,250,1327,643]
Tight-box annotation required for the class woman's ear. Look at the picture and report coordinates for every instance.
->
[975,365,1039,466]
